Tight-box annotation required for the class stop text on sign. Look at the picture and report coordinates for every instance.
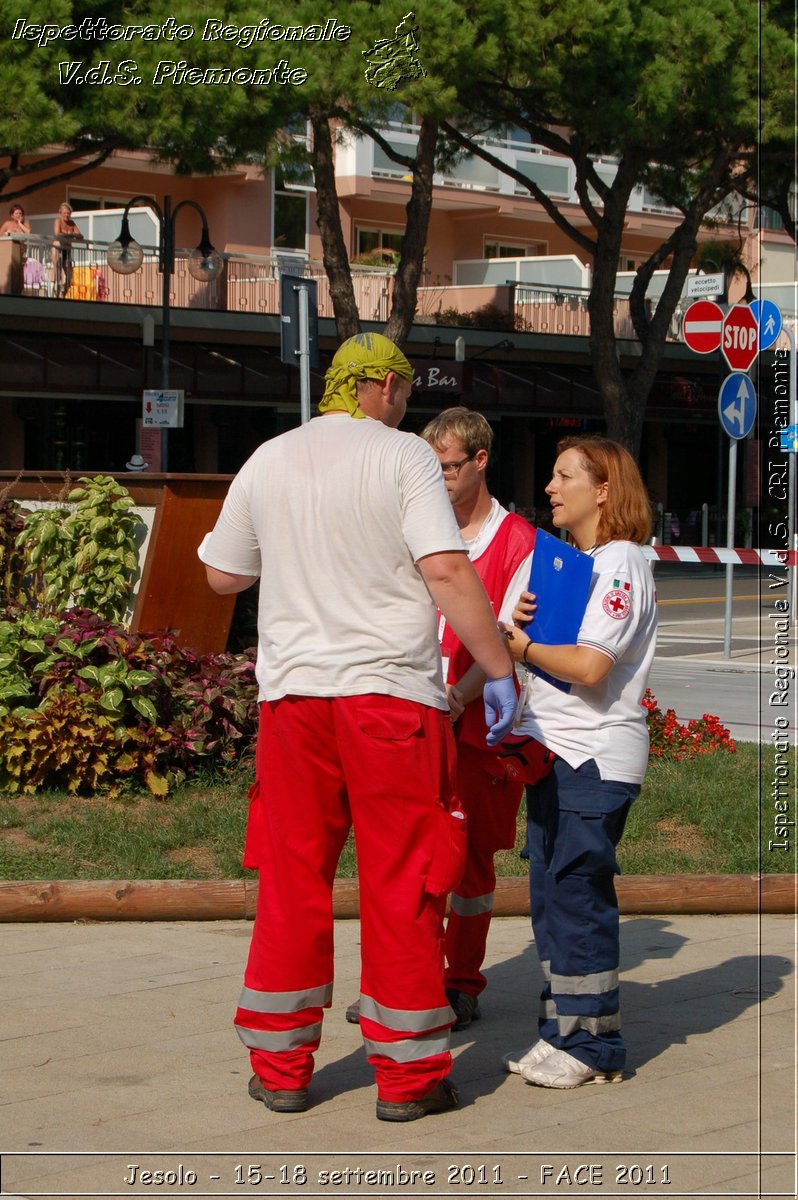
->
[721,304,758,372]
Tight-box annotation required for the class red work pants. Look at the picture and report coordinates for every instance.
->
[235,694,463,1102]
[444,741,524,997]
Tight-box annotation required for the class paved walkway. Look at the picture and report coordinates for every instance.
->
[1,914,795,1199]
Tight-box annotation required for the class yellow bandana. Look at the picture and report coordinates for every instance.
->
[319,333,413,418]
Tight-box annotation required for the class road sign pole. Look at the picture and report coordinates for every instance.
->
[296,283,311,426]
[723,437,737,659]
[281,274,318,424]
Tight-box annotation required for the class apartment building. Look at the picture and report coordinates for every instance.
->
[0,125,792,538]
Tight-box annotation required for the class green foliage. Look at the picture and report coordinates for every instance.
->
[14,476,141,623]
[432,0,792,448]
[0,610,59,714]
[0,744,779,881]
[0,688,121,796]
[0,608,258,797]
[0,497,26,607]
[0,0,153,198]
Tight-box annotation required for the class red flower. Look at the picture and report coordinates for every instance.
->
[641,689,735,760]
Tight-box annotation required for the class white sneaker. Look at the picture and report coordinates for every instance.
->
[521,1047,623,1089]
[502,1039,556,1075]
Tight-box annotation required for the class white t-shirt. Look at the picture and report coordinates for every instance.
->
[199,413,466,708]
[463,496,505,559]
[499,541,658,783]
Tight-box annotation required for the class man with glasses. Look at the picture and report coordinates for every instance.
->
[201,337,516,1122]
[421,407,537,1031]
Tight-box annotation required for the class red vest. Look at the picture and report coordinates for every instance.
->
[440,511,536,748]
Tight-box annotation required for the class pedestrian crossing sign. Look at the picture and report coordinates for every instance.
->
[779,424,798,453]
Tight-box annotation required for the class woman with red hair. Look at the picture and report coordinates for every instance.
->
[500,435,657,1090]
[0,205,31,236]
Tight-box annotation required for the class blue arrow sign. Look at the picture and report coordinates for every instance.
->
[749,299,782,351]
[718,373,757,440]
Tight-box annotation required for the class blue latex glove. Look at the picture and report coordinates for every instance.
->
[483,673,517,746]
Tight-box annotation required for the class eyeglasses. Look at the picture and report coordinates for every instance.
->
[440,454,476,477]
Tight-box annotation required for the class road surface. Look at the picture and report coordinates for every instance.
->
[647,567,796,744]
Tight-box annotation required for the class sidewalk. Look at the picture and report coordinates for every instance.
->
[1,914,795,1199]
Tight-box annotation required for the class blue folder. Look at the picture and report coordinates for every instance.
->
[523,528,595,692]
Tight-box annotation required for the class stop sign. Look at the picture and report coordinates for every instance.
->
[682,300,724,354]
[721,304,758,371]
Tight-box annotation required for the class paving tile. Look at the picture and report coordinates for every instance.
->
[0,913,794,1200]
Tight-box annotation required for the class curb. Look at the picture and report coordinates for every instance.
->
[0,875,794,922]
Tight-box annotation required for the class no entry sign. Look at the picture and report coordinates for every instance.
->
[721,304,758,372]
[682,300,723,353]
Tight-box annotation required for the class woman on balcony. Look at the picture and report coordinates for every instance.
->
[51,202,83,298]
[0,205,31,237]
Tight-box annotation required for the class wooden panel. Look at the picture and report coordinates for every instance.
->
[130,479,236,653]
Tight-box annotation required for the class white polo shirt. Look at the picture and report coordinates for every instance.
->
[500,540,658,783]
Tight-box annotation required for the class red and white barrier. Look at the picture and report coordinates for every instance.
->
[642,545,797,567]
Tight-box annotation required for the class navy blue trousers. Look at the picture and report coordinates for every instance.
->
[526,757,639,1072]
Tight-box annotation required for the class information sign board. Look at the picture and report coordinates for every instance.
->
[142,390,184,429]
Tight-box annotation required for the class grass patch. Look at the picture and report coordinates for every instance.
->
[0,744,789,880]
[0,773,250,881]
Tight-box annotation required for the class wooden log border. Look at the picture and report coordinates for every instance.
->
[0,875,794,922]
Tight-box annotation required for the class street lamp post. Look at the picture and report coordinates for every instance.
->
[106,195,223,469]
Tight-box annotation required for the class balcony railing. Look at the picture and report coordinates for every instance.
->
[2,235,670,341]
[3,234,394,323]
[8,235,792,345]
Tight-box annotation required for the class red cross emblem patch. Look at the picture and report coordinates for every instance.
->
[602,588,632,619]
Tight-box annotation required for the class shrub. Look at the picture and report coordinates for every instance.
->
[434,302,516,331]
[642,689,736,760]
[13,475,141,622]
[0,607,258,796]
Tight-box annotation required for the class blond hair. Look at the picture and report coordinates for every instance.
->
[420,407,494,457]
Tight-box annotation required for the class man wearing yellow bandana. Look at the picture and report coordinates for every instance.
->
[318,330,415,419]
[200,332,516,1122]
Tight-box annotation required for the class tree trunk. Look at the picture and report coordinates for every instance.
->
[625,215,703,423]
[587,160,642,453]
[383,116,439,345]
[310,114,361,340]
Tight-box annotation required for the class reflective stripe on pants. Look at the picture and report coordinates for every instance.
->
[526,757,638,1073]
[240,695,458,1101]
[445,742,523,997]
